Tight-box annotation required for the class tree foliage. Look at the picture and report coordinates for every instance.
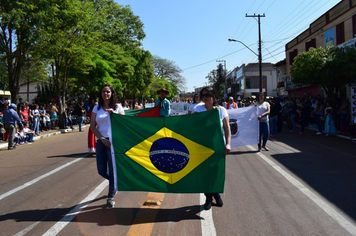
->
[0,0,185,120]
[206,63,225,99]
[151,55,186,92]
[291,46,356,103]
[0,0,39,102]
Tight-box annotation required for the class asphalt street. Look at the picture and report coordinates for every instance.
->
[0,124,355,236]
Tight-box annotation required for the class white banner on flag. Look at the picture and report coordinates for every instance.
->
[227,106,259,147]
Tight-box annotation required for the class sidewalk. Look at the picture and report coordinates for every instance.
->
[295,122,355,142]
[0,125,89,149]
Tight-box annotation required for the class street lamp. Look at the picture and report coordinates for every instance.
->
[228,38,262,92]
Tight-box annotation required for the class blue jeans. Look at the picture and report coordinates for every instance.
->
[26,133,34,142]
[63,117,67,128]
[77,116,83,131]
[258,121,269,149]
[32,117,40,134]
[269,116,278,135]
[96,139,115,198]
[68,117,73,129]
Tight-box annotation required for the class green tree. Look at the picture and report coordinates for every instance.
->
[122,48,153,105]
[205,63,225,99]
[291,46,356,104]
[151,55,186,93]
[0,0,39,102]
[92,0,145,49]
[74,42,136,102]
[34,0,97,128]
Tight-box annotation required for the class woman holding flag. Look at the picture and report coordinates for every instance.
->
[90,84,125,209]
[193,87,231,210]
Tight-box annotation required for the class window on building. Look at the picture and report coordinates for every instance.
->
[289,49,298,65]
[305,38,316,51]
[245,76,266,89]
[336,22,345,45]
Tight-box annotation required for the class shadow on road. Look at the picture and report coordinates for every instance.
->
[0,198,203,226]
[268,127,356,221]
[47,153,95,158]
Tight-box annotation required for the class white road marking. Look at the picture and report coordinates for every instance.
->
[14,204,62,236]
[0,157,85,201]
[200,193,217,236]
[247,145,356,236]
[43,180,108,236]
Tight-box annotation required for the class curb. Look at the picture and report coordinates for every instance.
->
[293,123,354,141]
[0,125,89,149]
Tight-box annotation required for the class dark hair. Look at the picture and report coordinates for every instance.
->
[193,93,200,103]
[200,87,218,106]
[98,84,118,110]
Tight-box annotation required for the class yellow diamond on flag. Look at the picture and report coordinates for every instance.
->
[125,127,215,184]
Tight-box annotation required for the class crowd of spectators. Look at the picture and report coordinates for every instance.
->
[224,94,356,141]
[1,93,356,146]
[0,97,93,145]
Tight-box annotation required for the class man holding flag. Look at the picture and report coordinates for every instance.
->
[155,88,171,117]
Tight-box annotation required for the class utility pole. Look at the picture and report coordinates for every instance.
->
[246,13,265,93]
[216,60,226,98]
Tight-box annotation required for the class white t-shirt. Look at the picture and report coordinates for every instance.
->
[92,104,123,138]
[193,104,228,123]
[256,101,270,122]
[193,104,228,143]
[188,102,203,112]
[20,130,26,137]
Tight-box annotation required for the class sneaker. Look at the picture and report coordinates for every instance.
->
[26,142,32,145]
[106,198,115,209]
[316,132,322,135]
[15,143,19,146]
[204,199,212,210]
[214,195,223,207]
[262,146,269,151]
[20,142,24,145]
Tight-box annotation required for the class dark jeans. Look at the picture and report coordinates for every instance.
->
[77,116,84,131]
[258,121,269,149]
[96,139,115,198]
[269,116,278,135]
[26,133,34,142]
[204,193,220,201]
[68,117,73,129]
[316,114,324,132]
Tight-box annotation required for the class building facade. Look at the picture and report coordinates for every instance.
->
[285,0,356,98]
[226,63,278,100]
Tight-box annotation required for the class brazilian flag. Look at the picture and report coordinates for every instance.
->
[110,109,226,193]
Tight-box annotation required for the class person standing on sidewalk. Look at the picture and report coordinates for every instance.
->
[74,102,86,132]
[90,84,125,209]
[3,103,23,150]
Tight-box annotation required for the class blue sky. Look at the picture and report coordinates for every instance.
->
[117,0,342,92]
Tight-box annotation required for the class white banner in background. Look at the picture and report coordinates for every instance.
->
[171,103,189,114]
[227,106,259,147]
